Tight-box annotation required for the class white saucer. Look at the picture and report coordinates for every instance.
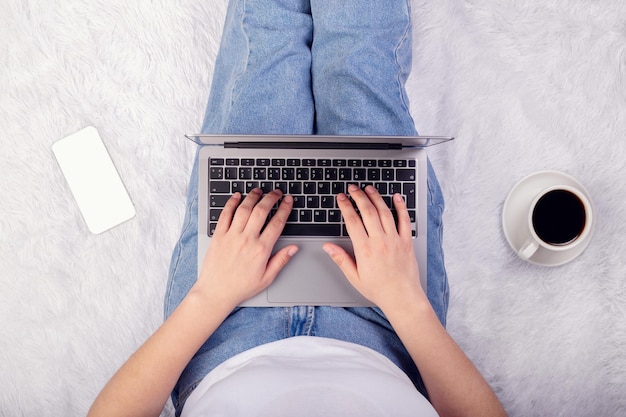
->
[502,170,593,266]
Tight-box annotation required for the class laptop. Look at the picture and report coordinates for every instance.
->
[187,134,453,307]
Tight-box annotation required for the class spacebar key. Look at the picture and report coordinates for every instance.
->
[281,224,341,236]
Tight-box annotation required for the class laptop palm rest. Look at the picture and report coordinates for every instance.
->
[263,239,373,306]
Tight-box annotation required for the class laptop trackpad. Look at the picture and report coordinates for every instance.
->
[267,239,371,306]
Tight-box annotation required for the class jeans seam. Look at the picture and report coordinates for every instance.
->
[304,306,315,335]
[394,0,414,126]
[230,0,251,112]
[164,183,198,319]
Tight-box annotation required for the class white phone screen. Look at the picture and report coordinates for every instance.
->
[52,126,136,234]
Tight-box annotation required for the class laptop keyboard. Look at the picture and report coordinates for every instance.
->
[207,157,417,237]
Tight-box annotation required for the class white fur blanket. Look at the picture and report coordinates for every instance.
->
[1,1,625,416]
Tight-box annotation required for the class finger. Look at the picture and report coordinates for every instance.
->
[347,184,384,236]
[260,194,294,244]
[322,243,359,284]
[393,193,412,238]
[244,189,283,233]
[336,192,368,241]
[230,188,263,232]
[261,245,299,285]
[363,185,397,234]
[213,192,242,235]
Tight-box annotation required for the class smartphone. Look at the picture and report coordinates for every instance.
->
[52,126,136,234]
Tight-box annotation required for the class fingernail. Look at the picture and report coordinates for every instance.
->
[283,194,293,203]
[394,193,404,203]
[337,193,347,201]
[365,185,376,194]
[287,246,299,257]
[323,245,334,256]
[349,184,359,192]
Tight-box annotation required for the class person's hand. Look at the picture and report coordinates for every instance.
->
[323,184,427,311]
[195,188,298,309]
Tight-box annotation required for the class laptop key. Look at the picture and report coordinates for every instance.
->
[268,168,281,180]
[292,195,306,208]
[403,183,416,208]
[328,210,342,222]
[210,195,231,207]
[246,181,260,193]
[332,182,345,194]
[321,195,334,208]
[311,168,323,180]
[289,182,302,194]
[282,223,341,236]
[303,182,317,194]
[232,181,244,193]
[314,210,326,222]
[260,182,274,193]
[396,169,416,181]
[287,210,298,222]
[389,182,402,194]
[210,167,223,179]
[367,168,380,181]
[281,168,295,180]
[306,196,320,208]
[209,209,222,222]
[275,182,288,194]
[299,210,313,222]
[210,181,230,193]
[353,168,366,180]
[253,168,266,180]
[393,160,407,167]
[225,167,237,179]
[239,167,252,179]
[317,182,331,194]
[296,168,309,180]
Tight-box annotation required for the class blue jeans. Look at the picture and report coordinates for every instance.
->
[164,0,449,414]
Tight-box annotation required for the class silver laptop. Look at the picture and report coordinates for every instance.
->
[188,134,452,307]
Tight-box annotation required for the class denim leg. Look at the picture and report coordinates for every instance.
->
[202,0,315,134]
[310,0,416,136]
[164,0,315,414]
[308,0,449,398]
[309,0,448,324]
[165,0,315,319]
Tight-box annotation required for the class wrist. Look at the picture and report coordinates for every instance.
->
[379,290,435,324]
[186,283,237,319]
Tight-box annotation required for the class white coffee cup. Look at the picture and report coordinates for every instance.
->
[517,184,593,261]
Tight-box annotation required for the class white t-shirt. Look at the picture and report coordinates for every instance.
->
[182,336,439,417]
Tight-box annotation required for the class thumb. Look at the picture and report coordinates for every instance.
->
[263,245,299,283]
[322,243,359,283]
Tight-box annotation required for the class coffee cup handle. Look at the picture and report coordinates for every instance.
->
[518,238,539,260]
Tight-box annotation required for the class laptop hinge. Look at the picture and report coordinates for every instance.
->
[223,141,402,150]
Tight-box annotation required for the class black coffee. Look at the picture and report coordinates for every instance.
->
[532,189,586,245]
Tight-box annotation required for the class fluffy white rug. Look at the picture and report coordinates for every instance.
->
[1,0,625,416]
